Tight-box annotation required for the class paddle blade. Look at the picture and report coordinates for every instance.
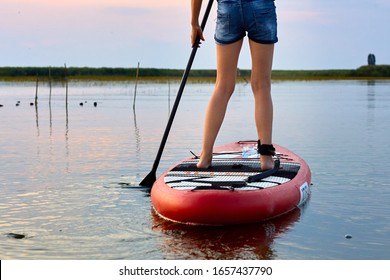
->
[139,171,156,188]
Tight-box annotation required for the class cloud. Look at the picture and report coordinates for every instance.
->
[1,0,388,69]
[102,6,152,16]
[279,10,327,24]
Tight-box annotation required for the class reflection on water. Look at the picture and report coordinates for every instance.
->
[133,109,141,163]
[153,201,309,260]
[367,80,376,102]
[0,80,389,259]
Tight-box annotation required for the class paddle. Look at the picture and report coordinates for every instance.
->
[139,0,214,187]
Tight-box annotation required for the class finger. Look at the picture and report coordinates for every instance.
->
[198,30,205,41]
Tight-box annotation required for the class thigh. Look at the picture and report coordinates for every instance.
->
[215,39,244,92]
[249,41,274,86]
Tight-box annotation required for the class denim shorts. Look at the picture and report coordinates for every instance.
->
[215,0,278,45]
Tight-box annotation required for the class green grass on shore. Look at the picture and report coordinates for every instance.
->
[0,65,389,82]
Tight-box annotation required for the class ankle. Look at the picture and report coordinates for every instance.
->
[260,155,274,171]
[257,140,275,156]
[196,152,212,169]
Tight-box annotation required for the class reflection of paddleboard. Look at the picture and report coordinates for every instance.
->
[151,207,303,259]
[151,140,311,225]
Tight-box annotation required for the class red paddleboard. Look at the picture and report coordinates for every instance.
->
[151,140,311,225]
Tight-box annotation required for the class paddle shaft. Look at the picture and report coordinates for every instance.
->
[140,0,214,187]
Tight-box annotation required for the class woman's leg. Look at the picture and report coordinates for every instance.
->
[248,40,275,170]
[197,39,243,168]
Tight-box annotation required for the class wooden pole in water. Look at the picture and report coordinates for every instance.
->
[49,66,53,135]
[35,73,39,136]
[35,73,39,105]
[133,62,140,110]
[168,80,171,116]
[64,63,68,108]
[48,66,52,106]
[64,63,69,137]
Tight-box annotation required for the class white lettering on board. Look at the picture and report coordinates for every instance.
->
[298,182,310,206]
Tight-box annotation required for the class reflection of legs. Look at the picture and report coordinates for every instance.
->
[197,40,243,168]
[249,40,275,170]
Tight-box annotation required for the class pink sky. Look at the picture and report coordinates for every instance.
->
[1,0,389,69]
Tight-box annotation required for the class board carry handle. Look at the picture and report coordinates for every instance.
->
[140,0,215,188]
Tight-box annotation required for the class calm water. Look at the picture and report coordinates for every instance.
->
[0,79,389,260]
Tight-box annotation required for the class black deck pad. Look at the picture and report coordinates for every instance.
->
[170,159,300,180]
[172,160,260,172]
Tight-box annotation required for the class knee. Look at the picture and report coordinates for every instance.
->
[215,81,235,99]
[251,76,271,96]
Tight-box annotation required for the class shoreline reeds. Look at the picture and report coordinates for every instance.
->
[0,65,389,82]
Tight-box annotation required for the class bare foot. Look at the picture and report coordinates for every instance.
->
[260,155,274,171]
[196,153,212,169]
